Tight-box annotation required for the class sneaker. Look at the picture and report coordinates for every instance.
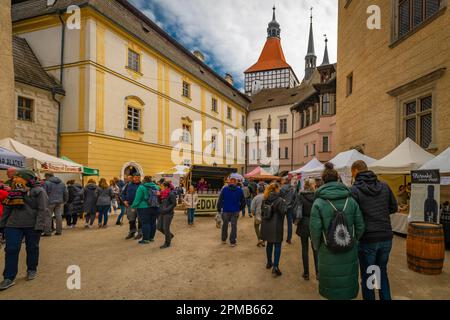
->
[272,267,282,277]
[138,240,151,245]
[160,244,171,249]
[41,233,52,237]
[27,271,37,281]
[0,279,16,291]
[266,262,273,270]
[229,243,237,247]
[302,273,310,281]
[125,233,135,240]
[134,232,143,240]
[55,232,62,236]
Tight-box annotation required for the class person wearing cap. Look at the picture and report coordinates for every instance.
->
[122,174,143,240]
[0,170,50,291]
[217,176,245,247]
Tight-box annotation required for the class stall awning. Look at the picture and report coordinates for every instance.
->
[190,165,237,179]
[0,147,26,169]
[0,138,81,173]
[61,156,99,176]
[289,158,323,175]
[420,147,450,173]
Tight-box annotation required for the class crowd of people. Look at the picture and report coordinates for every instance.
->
[0,160,399,300]
[216,160,398,300]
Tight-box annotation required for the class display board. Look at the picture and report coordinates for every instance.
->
[409,170,441,223]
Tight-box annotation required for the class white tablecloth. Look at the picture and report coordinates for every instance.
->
[391,213,408,235]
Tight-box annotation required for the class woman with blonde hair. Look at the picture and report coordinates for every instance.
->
[260,182,287,277]
[96,178,114,229]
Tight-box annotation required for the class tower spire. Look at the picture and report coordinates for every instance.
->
[321,34,330,66]
[267,6,281,38]
[304,7,317,80]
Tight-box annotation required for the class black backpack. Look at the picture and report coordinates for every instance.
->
[321,198,355,254]
[261,200,274,220]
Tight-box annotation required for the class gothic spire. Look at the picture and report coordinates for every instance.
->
[304,7,317,80]
[321,35,330,66]
[307,7,315,55]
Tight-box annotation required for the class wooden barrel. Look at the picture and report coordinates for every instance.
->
[407,222,445,275]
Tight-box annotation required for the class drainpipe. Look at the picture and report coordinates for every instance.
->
[290,109,295,171]
[56,11,66,157]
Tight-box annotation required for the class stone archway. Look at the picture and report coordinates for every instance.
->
[121,162,144,180]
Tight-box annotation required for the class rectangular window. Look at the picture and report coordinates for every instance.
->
[322,94,331,115]
[279,118,288,134]
[347,73,353,96]
[398,0,442,39]
[128,49,140,72]
[227,106,232,120]
[127,106,141,132]
[17,96,33,122]
[226,138,232,154]
[323,136,330,152]
[403,95,433,149]
[254,122,261,136]
[212,98,218,112]
[312,105,318,123]
[285,147,289,159]
[182,124,191,143]
[312,143,316,156]
[241,115,246,127]
[182,81,191,98]
[305,144,309,157]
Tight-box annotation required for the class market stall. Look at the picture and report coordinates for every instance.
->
[0,147,26,170]
[289,158,323,190]
[185,165,237,215]
[61,156,100,184]
[302,149,377,186]
[245,166,281,182]
[155,165,190,188]
[369,138,435,235]
[0,138,83,182]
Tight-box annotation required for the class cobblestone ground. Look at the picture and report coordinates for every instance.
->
[1,212,450,300]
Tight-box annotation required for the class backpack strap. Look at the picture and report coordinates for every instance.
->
[327,197,349,212]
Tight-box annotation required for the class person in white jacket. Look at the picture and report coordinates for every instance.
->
[183,186,199,226]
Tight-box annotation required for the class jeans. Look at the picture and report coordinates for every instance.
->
[65,212,78,227]
[286,208,293,241]
[266,242,282,268]
[242,198,252,216]
[300,235,318,276]
[187,208,195,224]
[85,208,97,226]
[157,214,174,245]
[222,212,239,244]
[46,203,63,234]
[3,228,41,281]
[138,208,159,241]
[97,205,110,226]
[116,204,125,224]
[358,240,393,301]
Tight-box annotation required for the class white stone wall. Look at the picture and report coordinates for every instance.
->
[13,83,59,156]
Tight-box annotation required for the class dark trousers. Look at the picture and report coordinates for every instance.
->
[97,205,110,226]
[138,207,159,241]
[358,240,393,301]
[286,208,293,241]
[116,204,125,224]
[242,198,252,216]
[266,242,282,268]
[85,208,97,226]
[300,235,318,276]
[157,214,174,245]
[65,212,78,226]
[3,228,40,281]
[221,212,239,244]
[187,208,195,224]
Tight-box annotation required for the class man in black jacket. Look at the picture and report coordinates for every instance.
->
[351,160,398,301]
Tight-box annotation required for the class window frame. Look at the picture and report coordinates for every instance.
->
[211,98,218,113]
[182,81,191,99]
[227,106,233,120]
[322,136,330,153]
[17,96,34,122]
[346,73,353,97]
[402,95,433,149]
[279,118,288,134]
[127,48,141,73]
[126,106,141,132]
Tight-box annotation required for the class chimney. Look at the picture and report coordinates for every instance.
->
[193,50,205,62]
[225,73,234,86]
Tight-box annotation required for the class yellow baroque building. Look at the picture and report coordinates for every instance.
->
[12,0,250,180]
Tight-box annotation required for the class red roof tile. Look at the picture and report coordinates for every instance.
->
[245,38,291,73]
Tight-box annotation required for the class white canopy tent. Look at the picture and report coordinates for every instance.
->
[420,147,450,186]
[155,165,190,187]
[369,138,435,174]
[289,157,323,175]
[302,150,377,186]
[0,138,82,174]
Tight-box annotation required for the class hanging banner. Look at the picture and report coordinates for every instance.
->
[409,170,441,223]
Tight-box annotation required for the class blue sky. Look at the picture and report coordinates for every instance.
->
[130,0,338,91]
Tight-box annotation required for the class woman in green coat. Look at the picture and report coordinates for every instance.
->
[310,163,365,300]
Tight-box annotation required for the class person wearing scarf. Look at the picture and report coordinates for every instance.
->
[0,170,50,291]
[157,182,177,249]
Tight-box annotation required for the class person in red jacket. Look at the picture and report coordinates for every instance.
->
[0,183,9,218]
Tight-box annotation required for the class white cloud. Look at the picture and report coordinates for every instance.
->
[130,0,338,88]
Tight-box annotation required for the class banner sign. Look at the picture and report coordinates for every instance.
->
[409,170,441,224]
[196,195,219,214]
